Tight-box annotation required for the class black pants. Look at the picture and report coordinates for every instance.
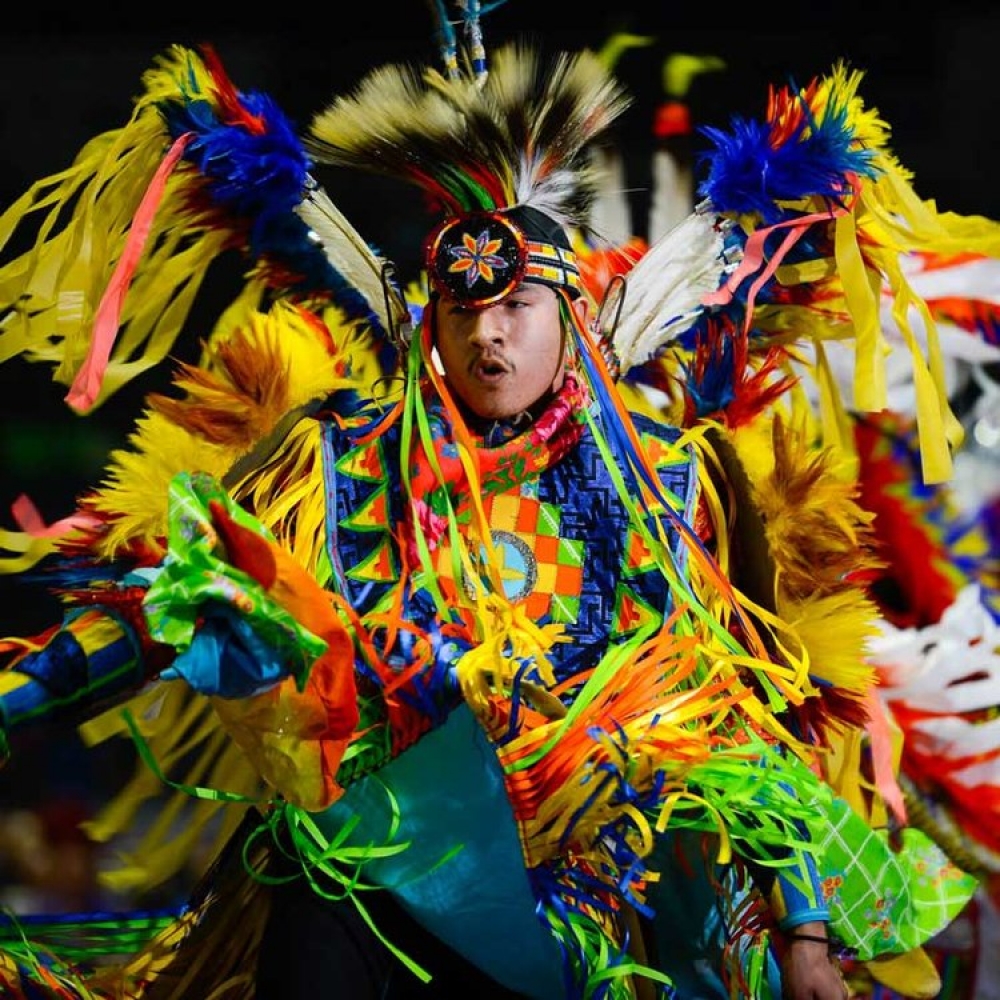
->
[255,849,529,999]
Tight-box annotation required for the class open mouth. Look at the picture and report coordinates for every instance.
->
[474,358,509,379]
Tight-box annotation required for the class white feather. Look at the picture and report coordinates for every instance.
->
[611,204,737,375]
[294,183,409,337]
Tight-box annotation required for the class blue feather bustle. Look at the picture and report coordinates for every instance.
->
[158,87,388,336]
[631,76,889,420]
[695,89,880,225]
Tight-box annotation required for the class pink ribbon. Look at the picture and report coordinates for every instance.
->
[702,202,852,335]
[11,494,101,539]
[865,686,908,826]
[66,132,195,414]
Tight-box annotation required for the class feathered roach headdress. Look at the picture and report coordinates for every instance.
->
[304,39,632,308]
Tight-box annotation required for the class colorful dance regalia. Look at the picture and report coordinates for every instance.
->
[0,18,994,1000]
[835,407,1000,1000]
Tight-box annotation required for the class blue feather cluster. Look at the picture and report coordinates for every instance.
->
[26,553,132,591]
[682,336,738,419]
[163,89,307,229]
[159,87,386,335]
[644,84,892,417]
[695,91,880,226]
[163,89,305,226]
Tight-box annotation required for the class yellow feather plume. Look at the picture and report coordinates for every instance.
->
[731,413,882,602]
[775,587,880,695]
[83,300,351,560]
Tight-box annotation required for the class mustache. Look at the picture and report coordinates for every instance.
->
[469,351,511,373]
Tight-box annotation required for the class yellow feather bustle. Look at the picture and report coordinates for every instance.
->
[0,299,362,573]
[64,298,371,897]
[735,412,882,601]
[727,412,882,693]
[79,684,263,898]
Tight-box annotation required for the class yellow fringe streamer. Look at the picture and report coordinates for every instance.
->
[0,47,222,403]
[79,683,262,896]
